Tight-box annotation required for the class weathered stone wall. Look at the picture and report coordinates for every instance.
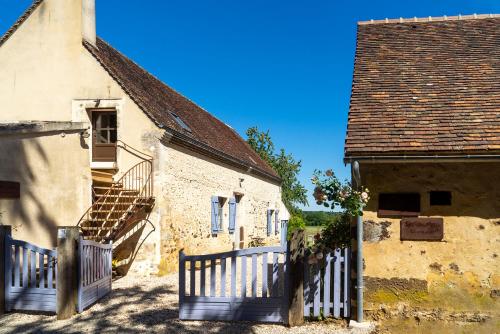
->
[360,162,500,319]
[152,143,285,274]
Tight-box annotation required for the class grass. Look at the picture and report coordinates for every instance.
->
[304,225,322,245]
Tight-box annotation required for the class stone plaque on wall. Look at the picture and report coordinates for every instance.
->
[400,218,443,241]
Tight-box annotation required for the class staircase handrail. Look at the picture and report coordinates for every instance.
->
[77,141,154,232]
[116,140,153,161]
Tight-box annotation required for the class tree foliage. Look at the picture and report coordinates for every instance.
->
[302,210,341,226]
[245,126,307,213]
[287,215,305,239]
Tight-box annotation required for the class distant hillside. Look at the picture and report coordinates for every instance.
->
[302,211,342,226]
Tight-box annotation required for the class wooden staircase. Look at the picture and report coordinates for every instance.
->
[77,142,155,276]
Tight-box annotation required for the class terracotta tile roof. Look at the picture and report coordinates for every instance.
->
[345,15,500,158]
[84,38,279,181]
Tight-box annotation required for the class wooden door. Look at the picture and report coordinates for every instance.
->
[92,111,117,162]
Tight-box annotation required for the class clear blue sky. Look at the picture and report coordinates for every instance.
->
[1,0,499,210]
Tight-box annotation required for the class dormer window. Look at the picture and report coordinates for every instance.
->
[171,113,191,132]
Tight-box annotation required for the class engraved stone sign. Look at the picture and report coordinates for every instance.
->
[400,218,443,241]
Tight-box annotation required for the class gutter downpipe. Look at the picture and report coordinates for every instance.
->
[352,160,363,322]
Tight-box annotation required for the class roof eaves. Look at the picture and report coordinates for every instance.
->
[82,39,165,130]
[163,129,282,184]
[343,150,500,163]
[83,39,280,182]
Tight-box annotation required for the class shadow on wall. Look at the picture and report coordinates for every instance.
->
[0,136,58,245]
[0,281,264,333]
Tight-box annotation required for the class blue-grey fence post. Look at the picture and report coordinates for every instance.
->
[0,225,12,315]
[179,250,186,319]
[77,236,83,313]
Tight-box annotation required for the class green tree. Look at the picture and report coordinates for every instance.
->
[287,215,305,239]
[245,126,308,213]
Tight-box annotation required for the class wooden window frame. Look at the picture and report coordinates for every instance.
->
[91,109,118,162]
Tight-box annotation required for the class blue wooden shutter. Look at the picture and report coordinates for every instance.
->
[267,209,272,236]
[211,196,219,234]
[274,210,280,235]
[228,198,237,234]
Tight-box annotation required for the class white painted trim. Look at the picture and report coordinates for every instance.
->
[72,99,125,168]
[90,161,117,169]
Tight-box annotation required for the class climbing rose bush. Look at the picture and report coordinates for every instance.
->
[306,169,370,262]
[311,169,369,217]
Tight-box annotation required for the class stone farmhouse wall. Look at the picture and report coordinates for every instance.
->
[359,162,500,319]
[147,143,284,274]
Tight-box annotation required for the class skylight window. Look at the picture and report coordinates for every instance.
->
[171,113,191,132]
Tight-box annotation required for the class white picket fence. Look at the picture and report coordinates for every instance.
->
[304,248,350,318]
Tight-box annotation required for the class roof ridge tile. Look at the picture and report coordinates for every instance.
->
[359,13,499,25]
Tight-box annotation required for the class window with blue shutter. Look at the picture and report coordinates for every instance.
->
[228,197,237,234]
[267,209,273,236]
[211,196,219,234]
[274,210,280,235]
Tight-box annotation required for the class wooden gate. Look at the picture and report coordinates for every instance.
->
[4,235,57,312]
[304,247,350,318]
[77,237,112,312]
[179,245,289,323]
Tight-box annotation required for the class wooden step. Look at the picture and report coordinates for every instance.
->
[91,169,116,177]
[98,194,141,199]
[85,218,120,222]
[80,226,116,231]
[93,185,123,191]
[91,170,116,184]
[91,209,133,214]
[94,202,138,207]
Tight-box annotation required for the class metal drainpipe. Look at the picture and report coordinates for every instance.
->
[352,161,363,322]
[356,214,363,322]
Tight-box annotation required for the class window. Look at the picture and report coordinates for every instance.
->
[171,113,192,132]
[430,191,451,206]
[229,195,241,234]
[217,197,226,231]
[93,112,117,144]
[378,193,420,217]
[91,110,117,162]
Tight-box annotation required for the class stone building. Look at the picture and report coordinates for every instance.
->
[0,0,287,274]
[345,15,500,320]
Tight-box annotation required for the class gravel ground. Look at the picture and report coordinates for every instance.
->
[0,272,375,334]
